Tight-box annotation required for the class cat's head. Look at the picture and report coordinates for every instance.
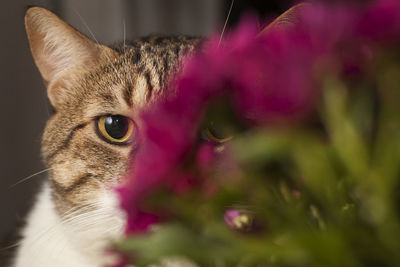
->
[25,6,200,212]
[24,7,200,254]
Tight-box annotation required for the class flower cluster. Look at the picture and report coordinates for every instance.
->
[116,0,400,265]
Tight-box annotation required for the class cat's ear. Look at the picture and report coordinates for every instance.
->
[24,7,115,105]
[257,3,309,37]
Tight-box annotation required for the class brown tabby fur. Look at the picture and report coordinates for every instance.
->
[25,7,201,216]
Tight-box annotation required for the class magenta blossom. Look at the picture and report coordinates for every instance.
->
[119,0,400,235]
[224,209,253,231]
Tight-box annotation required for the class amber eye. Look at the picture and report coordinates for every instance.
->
[203,127,233,144]
[97,115,134,144]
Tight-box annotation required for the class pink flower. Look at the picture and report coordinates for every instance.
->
[357,0,400,43]
[224,209,253,231]
[119,0,400,235]
[196,143,217,169]
[224,209,241,228]
[232,26,318,123]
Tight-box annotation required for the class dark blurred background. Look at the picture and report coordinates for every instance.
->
[0,0,293,251]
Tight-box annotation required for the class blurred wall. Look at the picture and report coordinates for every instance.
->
[0,0,54,249]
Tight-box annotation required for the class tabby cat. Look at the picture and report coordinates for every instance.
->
[12,5,303,267]
[13,7,200,267]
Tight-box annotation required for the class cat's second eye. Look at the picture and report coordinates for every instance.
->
[96,115,134,145]
[203,127,233,144]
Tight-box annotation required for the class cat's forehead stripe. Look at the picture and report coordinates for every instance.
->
[144,71,154,102]
[123,83,134,108]
[102,36,197,108]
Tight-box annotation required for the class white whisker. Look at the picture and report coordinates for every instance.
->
[73,9,125,85]
[219,0,235,46]
[123,19,126,49]
[122,18,134,92]
[22,203,115,255]
[9,167,54,188]
[18,194,124,267]
[23,202,99,248]
[0,241,22,251]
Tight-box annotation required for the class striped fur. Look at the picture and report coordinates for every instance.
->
[28,8,201,213]
[14,7,200,267]
[42,34,200,214]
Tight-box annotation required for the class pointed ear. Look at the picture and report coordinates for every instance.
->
[258,3,310,37]
[25,7,116,106]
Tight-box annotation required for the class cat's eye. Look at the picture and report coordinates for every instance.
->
[97,115,134,145]
[203,127,233,144]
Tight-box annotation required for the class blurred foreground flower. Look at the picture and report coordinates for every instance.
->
[116,0,400,266]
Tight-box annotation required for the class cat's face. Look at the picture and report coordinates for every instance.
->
[25,6,200,241]
[24,5,304,258]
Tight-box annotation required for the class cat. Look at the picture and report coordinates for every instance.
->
[11,4,304,267]
[12,7,200,267]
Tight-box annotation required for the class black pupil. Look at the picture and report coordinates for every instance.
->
[104,115,129,140]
